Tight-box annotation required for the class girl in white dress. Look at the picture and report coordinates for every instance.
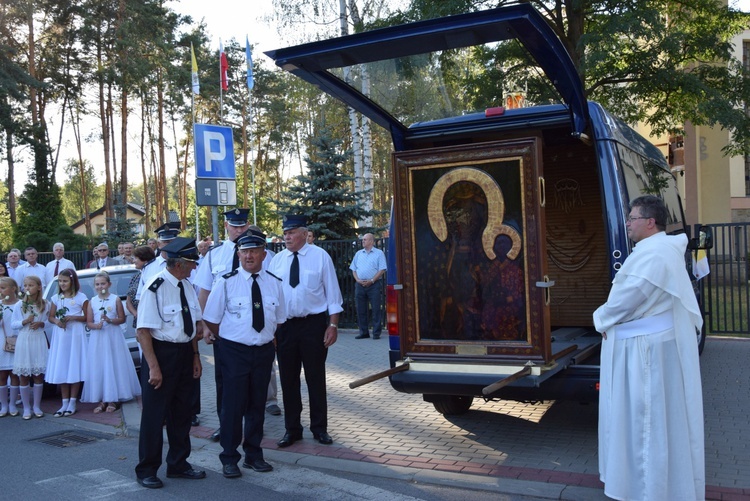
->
[83,271,140,412]
[12,276,49,419]
[46,269,89,417]
[0,277,21,417]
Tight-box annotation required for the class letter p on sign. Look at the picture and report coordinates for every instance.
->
[203,131,225,172]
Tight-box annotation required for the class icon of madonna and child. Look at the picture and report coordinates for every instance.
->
[412,163,528,342]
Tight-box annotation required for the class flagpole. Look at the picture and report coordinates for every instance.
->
[190,42,199,241]
[219,40,224,124]
[246,36,257,226]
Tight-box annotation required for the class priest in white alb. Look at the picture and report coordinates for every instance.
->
[593,195,704,501]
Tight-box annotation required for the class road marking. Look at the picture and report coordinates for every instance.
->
[189,448,422,500]
[36,468,143,498]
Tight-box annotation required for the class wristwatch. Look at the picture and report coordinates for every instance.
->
[329,323,338,328]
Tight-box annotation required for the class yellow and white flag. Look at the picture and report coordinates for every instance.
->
[692,249,710,280]
[190,42,199,95]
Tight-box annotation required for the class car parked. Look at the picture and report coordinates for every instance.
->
[44,265,140,370]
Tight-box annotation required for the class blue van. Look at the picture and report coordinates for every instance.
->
[266,4,711,415]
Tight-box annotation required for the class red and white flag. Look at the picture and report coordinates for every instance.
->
[219,39,228,91]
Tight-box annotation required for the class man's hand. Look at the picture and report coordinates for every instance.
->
[193,356,202,379]
[147,366,163,389]
[323,325,338,348]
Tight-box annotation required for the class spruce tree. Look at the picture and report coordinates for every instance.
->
[278,126,378,240]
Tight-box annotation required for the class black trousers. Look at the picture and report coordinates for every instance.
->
[276,311,328,435]
[135,339,195,479]
[217,338,274,465]
[213,340,223,420]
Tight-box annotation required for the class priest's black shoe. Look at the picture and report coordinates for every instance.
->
[222,464,241,478]
[210,428,221,442]
[242,459,273,473]
[313,432,333,445]
[136,476,163,489]
[277,432,302,448]
[166,468,206,480]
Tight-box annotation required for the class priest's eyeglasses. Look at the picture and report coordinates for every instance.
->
[626,216,651,223]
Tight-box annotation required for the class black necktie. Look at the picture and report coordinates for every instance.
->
[290,251,300,288]
[177,282,194,336]
[251,273,264,332]
[232,242,240,271]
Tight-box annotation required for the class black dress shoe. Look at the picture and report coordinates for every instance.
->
[242,459,273,473]
[222,464,241,478]
[313,432,333,445]
[191,415,200,427]
[277,431,303,448]
[166,468,206,480]
[210,428,221,442]
[354,334,370,339]
[373,335,380,340]
[137,476,163,489]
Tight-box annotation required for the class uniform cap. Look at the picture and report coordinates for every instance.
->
[223,208,251,227]
[160,237,199,261]
[155,221,181,241]
[282,214,307,231]
[237,231,266,250]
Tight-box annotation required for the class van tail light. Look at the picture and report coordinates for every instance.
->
[386,285,400,349]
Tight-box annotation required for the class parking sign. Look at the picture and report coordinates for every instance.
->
[194,123,236,179]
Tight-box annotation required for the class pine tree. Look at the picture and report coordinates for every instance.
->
[100,193,139,246]
[278,126,378,240]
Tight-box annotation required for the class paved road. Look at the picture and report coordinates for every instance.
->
[32,333,750,500]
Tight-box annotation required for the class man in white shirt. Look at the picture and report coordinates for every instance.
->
[349,233,387,340]
[5,249,25,280]
[45,242,76,284]
[135,237,206,489]
[203,230,285,477]
[268,215,343,447]
[15,247,47,291]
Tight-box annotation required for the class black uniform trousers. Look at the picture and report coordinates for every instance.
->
[217,338,275,465]
[135,339,195,479]
[276,311,328,435]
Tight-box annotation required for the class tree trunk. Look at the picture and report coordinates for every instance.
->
[97,25,112,228]
[157,67,168,223]
[140,99,151,235]
[70,102,92,236]
[3,119,16,225]
[120,88,128,206]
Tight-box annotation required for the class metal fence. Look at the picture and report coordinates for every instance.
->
[699,223,750,335]
[4,227,747,334]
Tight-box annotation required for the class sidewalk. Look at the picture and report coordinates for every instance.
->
[52,332,750,501]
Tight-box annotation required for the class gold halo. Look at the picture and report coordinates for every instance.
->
[427,167,521,260]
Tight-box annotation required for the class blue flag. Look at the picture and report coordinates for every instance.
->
[246,36,254,90]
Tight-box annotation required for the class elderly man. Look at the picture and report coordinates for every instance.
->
[194,208,251,442]
[88,243,119,269]
[350,233,387,340]
[117,242,135,264]
[45,242,76,284]
[203,230,286,477]
[268,215,343,447]
[15,247,47,291]
[5,248,25,280]
[135,237,206,489]
[594,195,704,501]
